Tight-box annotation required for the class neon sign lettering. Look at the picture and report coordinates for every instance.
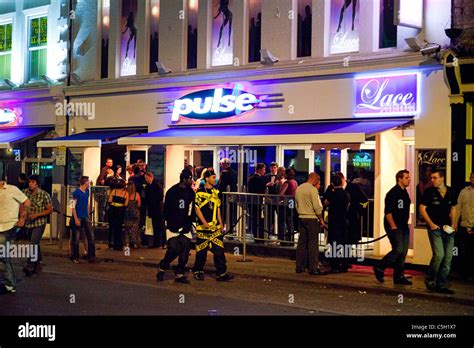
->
[171,88,261,121]
[354,73,419,117]
[0,108,20,126]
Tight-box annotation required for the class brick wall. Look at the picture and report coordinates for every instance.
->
[452,0,474,54]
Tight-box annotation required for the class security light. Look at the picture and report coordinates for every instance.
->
[3,79,18,88]
[260,49,279,66]
[155,61,172,75]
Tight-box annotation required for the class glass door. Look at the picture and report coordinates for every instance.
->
[281,146,313,185]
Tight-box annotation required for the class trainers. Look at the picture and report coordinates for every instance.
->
[436,287,455,295]
[394,277,412,285]
[156,271,165,282]
[175,276,190,284]
[373,266,384,283]
[194,272,205,281]
[0,285,16,294]
[216,273,234,282]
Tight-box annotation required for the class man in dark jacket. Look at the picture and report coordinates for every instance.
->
[247,163,266,242]
[156,169,195,284]
[217,158,237,233]
[326,175,350,273]
[144,172,165,248]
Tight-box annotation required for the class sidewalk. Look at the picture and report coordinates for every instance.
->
[40,241,474,306]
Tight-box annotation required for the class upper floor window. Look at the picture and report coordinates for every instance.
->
[0,21,13,80]
[28,16,47,81]
[187,0,198,69]
[211,0,233,67]
[101,0,110,78]
[120,0,138,77]
[297,0,312,57]
[379,0,397,48]
[149,0,160,73]
[248,0,261,63]
[329,0,360,55]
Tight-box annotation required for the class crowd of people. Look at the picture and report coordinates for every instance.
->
[0,158,472,293]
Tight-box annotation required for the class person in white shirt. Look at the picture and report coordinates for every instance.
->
[456,172,474,280]
[0,173,31,294]
[295,172,327,275]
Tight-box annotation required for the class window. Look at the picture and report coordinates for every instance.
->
[248,0,261,63]
[187,0,198,69]
[211,0,233,67]
[120,0,138,77]
[28,16,47,81]
[329,0,360,55]
[101,0,110,78]
[297,0,312,57]
[149,0,159,73]
[0,22,12,80]
[379,0,397,48]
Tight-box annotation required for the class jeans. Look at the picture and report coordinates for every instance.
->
[0,228,16,288]
[378,227,410,280]
[25,225,46,271]
[296,219,320,273]
[159,234,191,276]
[456,226,474,278]
[70,218,96,261]
[426,229,455,289]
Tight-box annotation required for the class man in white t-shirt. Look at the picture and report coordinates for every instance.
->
[0,173,30,294]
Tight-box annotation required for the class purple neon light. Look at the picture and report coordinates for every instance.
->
[354,73,419,117]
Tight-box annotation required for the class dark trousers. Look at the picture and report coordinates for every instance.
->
[70,218,95,261]
[151,216,165,247]
[250,205,264,242]
[109,207,125,250]
[296,219,320,273]
[377,227,409,280]
[456,226,474,279]
[193,233,227,276]
[25,225,46,270]
[159,234,191,275]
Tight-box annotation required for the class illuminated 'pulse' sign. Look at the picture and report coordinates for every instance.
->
[171,88,261,121]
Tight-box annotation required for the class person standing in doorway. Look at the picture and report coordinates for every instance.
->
[97,158,113,186]
[193,170,233,282]
[420,170,457,294]
[279,168,299,245]
[374,170,412,285]
[144,172,165,249]
[22,175,52,277]
[70,176,96,263]
[0,173,30,294]
[295,173,327,275]
[157,169,195,284]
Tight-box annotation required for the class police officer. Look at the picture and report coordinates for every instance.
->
[374,170,412,285]
[156,169,195,284]
[192,170,233,281]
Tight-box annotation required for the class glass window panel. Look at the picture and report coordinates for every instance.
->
[248,0,261,63]
[297,0,312,57]
[379,0,397,48]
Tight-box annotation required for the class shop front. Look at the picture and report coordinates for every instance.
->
[45,64,451,265]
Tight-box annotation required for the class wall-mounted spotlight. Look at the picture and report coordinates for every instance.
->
[260,49,279,66]
[155,61,172,75]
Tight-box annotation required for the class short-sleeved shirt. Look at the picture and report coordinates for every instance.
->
[421,186,457,228]
[23,188,52,228]
[73,188,90,219]
[384,184,411,230]
[0,184,28,232]
[195,186,221,231]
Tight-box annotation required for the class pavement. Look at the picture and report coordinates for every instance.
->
[40,240,474,306]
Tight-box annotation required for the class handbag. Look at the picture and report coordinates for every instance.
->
[145,216,154,236]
